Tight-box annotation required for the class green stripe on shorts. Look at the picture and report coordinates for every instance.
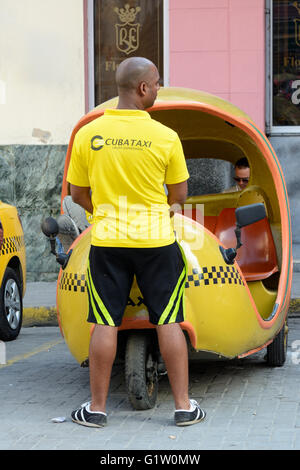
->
[86,260,115,326]
[158,263,186,325]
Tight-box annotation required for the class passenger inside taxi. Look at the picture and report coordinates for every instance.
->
[223,157,250,193]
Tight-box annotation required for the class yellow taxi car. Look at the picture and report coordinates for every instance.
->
[0,200,26,341]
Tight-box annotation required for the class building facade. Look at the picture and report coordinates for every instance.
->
[0,0,299,279]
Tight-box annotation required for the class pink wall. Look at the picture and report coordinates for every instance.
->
[169,0,265,130]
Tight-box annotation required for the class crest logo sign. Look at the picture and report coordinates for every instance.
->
[114,3,141,55]
[294,18,300,47]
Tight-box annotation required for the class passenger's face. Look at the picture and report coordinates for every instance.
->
[234,166,250,190]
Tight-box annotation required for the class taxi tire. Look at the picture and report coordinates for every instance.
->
[266,320,288,367]
[0,267,23,341]
[125,332,158,410]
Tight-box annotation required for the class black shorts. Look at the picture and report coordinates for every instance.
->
[86,242,187,327]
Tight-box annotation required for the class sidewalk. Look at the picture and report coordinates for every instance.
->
[3,318,300,450]
[23,272,300,326]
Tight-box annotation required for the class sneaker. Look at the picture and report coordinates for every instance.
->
[71,401,107,428]
[174,399,206,426]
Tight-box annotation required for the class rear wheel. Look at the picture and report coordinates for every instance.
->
[125,332,158,410]
[266,320,288,367]
[0,267,23,341]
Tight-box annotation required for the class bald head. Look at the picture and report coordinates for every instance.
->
[115,57,160,110]
[116,57,157,91]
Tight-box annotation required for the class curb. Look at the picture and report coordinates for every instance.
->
[23,307,58,327]
[289,298,300,314]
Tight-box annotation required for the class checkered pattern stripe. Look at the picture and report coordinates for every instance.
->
[59,272,87,292]
[0,236,25,255]
[59,265,244,294]
[185,266,244,288]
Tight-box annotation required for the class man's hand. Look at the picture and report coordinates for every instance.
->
[166,181,188,217]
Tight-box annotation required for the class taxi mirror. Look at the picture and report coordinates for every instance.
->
[41,217,71,269]
[235,203,266,228]
[41,217,59,238]
[219,203,267,265]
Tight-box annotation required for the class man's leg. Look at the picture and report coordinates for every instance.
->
[89,324,118,413]
[156,322,190,410]
[86,246,133,414]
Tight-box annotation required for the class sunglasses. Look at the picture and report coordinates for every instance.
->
[234,177,249,183]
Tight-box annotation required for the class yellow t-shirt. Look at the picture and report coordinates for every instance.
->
[67,109,189,247]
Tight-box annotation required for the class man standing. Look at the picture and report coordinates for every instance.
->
[67,57,205,428]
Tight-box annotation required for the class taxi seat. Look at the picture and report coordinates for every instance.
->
[214,208,278,281]
[182,208,217,233]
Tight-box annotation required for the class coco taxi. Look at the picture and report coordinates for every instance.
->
[0,200,26,341]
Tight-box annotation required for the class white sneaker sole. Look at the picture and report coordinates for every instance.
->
[71,417,106,428]
[175,409,206,426]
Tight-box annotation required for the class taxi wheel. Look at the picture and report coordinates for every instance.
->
[266,320,288,367]
[0,267,23,341]
[125,332,158,410]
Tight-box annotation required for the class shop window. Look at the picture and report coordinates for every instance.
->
[94,0,164,105]
[271,0,300,131]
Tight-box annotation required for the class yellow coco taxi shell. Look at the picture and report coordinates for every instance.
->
[57,87,291,368]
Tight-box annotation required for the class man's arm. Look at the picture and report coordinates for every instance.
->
[70,184,93,215]
[166,180,188,217]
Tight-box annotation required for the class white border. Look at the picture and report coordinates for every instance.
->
[87,0,95,111]
[86,0,169,109]
[266,0,300,135]
[163,0,170,86]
